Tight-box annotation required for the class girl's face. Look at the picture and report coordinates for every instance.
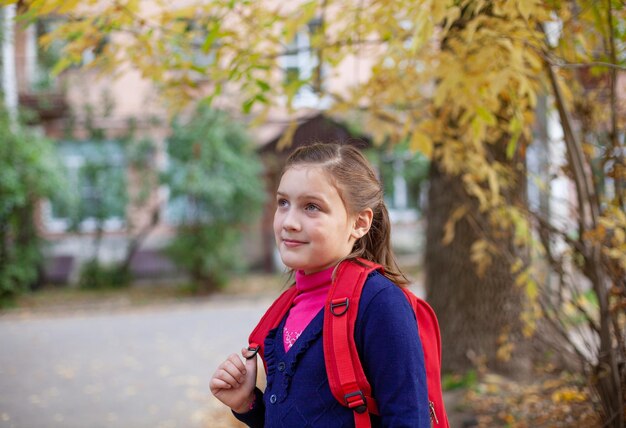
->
[273,165,360,274]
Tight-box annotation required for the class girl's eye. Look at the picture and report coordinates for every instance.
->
[277,198,289,208]
[305,203,320,212]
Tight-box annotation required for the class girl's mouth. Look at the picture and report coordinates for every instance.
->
[283,239,306,247]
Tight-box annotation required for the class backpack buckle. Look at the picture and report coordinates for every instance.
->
[344,390,367,414]
[246,343,260,359]
[330,298,349,316]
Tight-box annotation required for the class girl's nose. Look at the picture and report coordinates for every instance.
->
[282,210,300,231]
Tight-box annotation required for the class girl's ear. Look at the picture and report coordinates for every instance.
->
[351,208,374,240]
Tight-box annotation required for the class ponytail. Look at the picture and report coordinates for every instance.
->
[347,201,408,286]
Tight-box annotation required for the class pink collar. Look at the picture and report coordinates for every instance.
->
[295,266,334,293]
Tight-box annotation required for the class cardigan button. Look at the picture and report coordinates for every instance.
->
[269,394,277,404]
[277,362,286,372]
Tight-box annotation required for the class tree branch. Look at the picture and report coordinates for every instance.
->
[538,296,591,365]
[544,57,626,71]
[544,57,600,230]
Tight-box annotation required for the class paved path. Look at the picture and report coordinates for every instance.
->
[0,297,272,428]
[1,288,468,428]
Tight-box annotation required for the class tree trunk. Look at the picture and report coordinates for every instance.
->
[425,157,530,376]
[119,207,160,275]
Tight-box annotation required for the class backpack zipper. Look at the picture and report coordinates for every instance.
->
[429,401,439,424]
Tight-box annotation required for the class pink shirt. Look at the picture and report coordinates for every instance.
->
[283,266,333,351]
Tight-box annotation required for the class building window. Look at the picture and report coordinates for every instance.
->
[379,150,429,221]
[163,192,206,226]
[280,19,326,108]
[43,140,127,233]
[33,18,64,91]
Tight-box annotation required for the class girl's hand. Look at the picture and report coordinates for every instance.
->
[209,348,258,413]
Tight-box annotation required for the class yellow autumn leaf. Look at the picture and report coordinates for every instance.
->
[442,6,461,33]
[282,0,317,42]
[614,227,625,245]
[442,205,469,245]
[169,6,198,20]
[551,388,586,403]
[614,206,626,223]
[471,239,493,277]
[28,0,62,15]
[496,341,514,362]
[501,413,516,424]
[526,278,538,301]
[487,168,500,202]
[604,248,626,261]
[517,0,536,21]
[510,258,524,274]
[463,177,489,211]
[276,120,298,151]
[521,314,536,338]
[476,106,497,126]
[409,130,433,158]
[515,269,529,287]
[57,0,84,13]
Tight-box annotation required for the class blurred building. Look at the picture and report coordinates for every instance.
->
[8,12,427,284]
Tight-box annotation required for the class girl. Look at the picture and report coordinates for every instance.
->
[210,143,430,427]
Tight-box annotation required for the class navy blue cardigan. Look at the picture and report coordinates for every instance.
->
[234,271,430,427]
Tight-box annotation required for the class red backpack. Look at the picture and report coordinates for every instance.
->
[248,258,449,428]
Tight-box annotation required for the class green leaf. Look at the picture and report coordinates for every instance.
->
[51,56,75,76]
[202,22,221,53]
[506,130,521,159]
[476,106,497,126]
[242,97,255,114]
[255,79,270,92]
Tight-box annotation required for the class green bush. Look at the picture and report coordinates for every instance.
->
[166,223,240,291]
[78,260,130,290]
[162,106,264,292]
[442,370,478,391]
[0,108,65,306]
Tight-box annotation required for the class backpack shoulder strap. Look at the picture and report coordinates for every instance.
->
[323,258,382,428]
[248,285,298,372]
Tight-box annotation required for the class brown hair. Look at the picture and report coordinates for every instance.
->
[283,142,409,286]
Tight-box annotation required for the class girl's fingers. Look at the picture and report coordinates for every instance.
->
[210,351,257,409]
[210,377,232,391]
[211,354,246,389]
[227,353,247,374]
[215,366,242,388]
[222,359,246,384]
